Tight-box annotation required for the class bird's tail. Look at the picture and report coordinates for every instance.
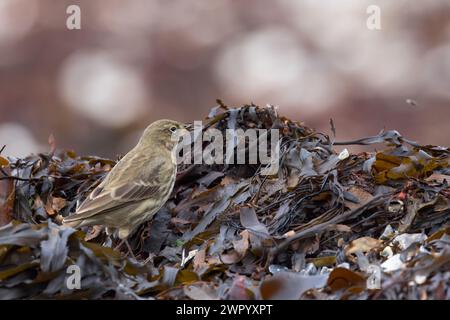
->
[62,215,83,228]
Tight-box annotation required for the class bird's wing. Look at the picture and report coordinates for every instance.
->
[64,157,168,222]
[63,181,161,223]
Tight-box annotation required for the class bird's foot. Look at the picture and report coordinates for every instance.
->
[124,240,138,261]
[114,239,138,261]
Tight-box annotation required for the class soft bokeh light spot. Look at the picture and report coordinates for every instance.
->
[0,0,38,45]
[215,27,343,112]
[0,123,42,157]
[422,44,450,99]
[59,51,148,127]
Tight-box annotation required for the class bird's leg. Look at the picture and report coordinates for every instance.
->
[113,238,137,260]
[114,239,125,251]
[143,253,155,265]
[124,240,137,261]
[115,227,138,259]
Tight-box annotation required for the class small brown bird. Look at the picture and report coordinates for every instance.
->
[63,119,188,240]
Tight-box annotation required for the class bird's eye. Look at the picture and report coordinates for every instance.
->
[169,126,177,133]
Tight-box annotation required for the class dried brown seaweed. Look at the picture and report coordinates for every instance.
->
[0,102,448,300]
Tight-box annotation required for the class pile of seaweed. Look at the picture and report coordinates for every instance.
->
[0,101,449,300]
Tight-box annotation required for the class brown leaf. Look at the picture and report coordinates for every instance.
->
[0,262,39,281]
[327,268,366,292]
[175,269,199,285]
[260,272,327,300]
[345,186,374,210]
[0,156,8,167]
[426,226,450,243]
[426,173,450,184]
[232,230,250,257]
[345,237,383,256]
[193,248,209,274]
[240,207,270,239]
[228,275,253,300]
[373,150,447,183]
[220,250,241,264]
[0,167,15,227]
[216,230,248,265]
[44,196,66,216]
[307,256,336,268]
[399,198,421,233]
[184,284,218,300]
[326,224,352,233]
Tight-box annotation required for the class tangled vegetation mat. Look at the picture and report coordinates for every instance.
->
[0,102,449,299]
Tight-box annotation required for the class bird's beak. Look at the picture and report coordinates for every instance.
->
[179,123,191,136]
[179,127,190,136]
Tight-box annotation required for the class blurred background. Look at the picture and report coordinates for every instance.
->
[0,0,449,158]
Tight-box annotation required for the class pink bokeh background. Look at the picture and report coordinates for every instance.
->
[0,0,449,158]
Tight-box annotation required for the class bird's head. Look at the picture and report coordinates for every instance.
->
[139,119,189,152]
